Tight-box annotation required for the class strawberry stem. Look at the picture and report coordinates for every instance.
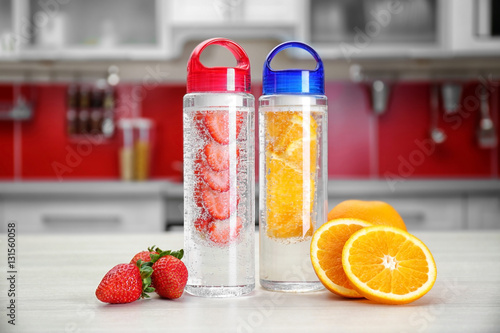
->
[137,260,155,298]
[135,246,184,298]
[150,249,184,263]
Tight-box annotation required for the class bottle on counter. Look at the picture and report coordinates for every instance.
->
[259,42,328,292]
[183,38,255,297]
[102,87,115,138]
[118,119,134,181]
[66,84,78,136]
[134,118,152,181]
[77,86,90,135]
[90,88,103,135]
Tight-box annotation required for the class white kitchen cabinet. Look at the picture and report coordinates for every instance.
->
[0,182,167,233]
[0,0,15,59]
[0,1,12,37]
[1,181,498,233]
[169,0,304,27]
[467,195,500,229]
[304,0,446,59]
[328,196,466,230]
[2,0,170,60]
[245,0,305,25]
[167,0,305,58]
[1,0,306,61]
[0,197,165,233]
[170,0,230,24]
[444,0,500,56]
[164,198,183,230]
[3,0,498,61]
[327,180,500,231]
[304,0,500,59]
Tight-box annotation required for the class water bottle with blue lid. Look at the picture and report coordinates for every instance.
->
[259,41,328,292]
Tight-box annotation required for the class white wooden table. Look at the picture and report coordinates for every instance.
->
[1,231,499,333]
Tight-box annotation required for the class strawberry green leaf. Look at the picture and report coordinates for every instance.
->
[140,266,153,280]
[149,248,184,263]
[139,263,154,298]
[150,253,160,263]
[168,249,184,260]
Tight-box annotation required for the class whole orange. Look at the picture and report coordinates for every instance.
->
[327,200,407,231]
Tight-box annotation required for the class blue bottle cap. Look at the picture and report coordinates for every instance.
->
[262,41,324,95]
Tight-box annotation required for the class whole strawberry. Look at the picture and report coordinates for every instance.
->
[151,250,188,299]
[130,246,163,289]
[96,263,153,304]
[130,246,160,265]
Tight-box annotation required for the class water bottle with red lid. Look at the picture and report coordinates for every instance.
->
[183,38,255,297]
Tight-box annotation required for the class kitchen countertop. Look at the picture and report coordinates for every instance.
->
[0,231,499,332]
[1,179,499,198]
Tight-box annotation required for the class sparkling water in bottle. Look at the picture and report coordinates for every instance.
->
[183,38,255,297]
[259,42,328,292]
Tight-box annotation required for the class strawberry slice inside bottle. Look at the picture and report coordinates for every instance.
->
[204,141,240,171]
[204,111,244,145]
[208,217,243,245]
[194,210,213,234]
[201,165,230,192]
[201,185,239,220]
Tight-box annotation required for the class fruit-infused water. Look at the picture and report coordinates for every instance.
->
[184,38,255,297]
[184,95,255,297]
[259,41,327,292]
[259,104,327,292]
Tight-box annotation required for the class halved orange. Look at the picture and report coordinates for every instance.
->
[328,200,407,231]
[342,226,437,305]
[310,218,373,298]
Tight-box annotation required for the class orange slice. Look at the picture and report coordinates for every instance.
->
[266,112,318,154]
[283,136,317,170]
[265,111,290,154]
[310,218,373,298]
[342,226,437,305]
[328,200,407,231]
[265,153,315,239]
[264,111,318,241]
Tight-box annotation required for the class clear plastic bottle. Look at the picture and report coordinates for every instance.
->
[259,42,327,292]
[183,38,255,297]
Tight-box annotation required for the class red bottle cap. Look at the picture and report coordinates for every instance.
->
[187,38,251,93]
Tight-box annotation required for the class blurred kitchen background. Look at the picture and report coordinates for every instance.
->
[0,0,499,233]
